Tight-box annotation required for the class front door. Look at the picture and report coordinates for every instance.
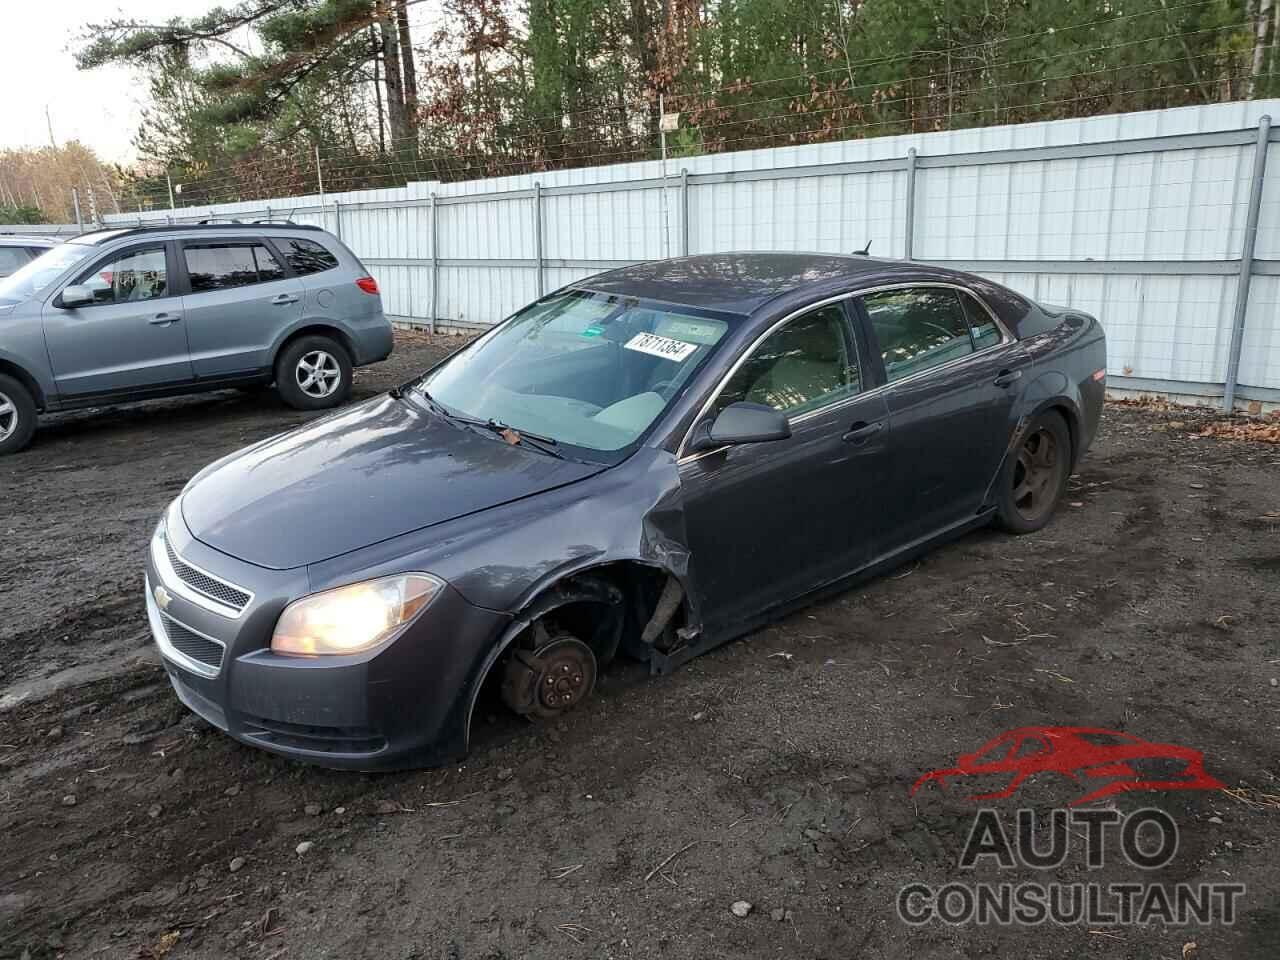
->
[178,239,304,378]
[678,301,892,634]
[42,242,193,397]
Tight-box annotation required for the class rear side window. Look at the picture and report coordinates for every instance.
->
[279,238,338,276]
[959,291,1003,350]
[185,243,285,292]
[862,288,973,383]
[0,247,30,274]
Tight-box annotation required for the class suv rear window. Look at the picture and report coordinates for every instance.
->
[278,238,339,276]
[185,243,285,292]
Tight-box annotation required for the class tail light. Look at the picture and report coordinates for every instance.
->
[1091,369,1106,382]
[355,276,379,295]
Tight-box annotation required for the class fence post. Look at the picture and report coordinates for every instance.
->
[334,200,342,239]
[534,182,544,297]
[1223,114,1271,414]
[681,168,690,256]
[429,192,438,336]
[72,188,83,232]
[903,147,918,260]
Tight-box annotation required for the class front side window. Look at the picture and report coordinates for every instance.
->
[185,243,284,292]
[0,242,94,305]
[78,246,169,305]
[863,288,974,383]
[713,305,859,418]
[421,290,734,457]
[279,238,338,276]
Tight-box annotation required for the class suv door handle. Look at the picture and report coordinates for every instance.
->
[842,420,884,445]
[271,294,300,305]
[148,312,182,325]
[993,369,1023,388]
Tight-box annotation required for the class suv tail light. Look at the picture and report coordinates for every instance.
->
[355,276,379,295]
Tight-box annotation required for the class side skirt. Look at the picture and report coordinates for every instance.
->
[648,507,997,675]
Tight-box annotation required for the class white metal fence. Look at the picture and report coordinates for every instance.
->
[34,99,1278,410]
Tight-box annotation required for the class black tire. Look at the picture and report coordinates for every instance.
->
[994,409,1071,534]
[0,374,38,456]
[274,335,352,411]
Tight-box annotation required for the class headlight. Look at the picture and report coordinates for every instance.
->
[271,574,443,656]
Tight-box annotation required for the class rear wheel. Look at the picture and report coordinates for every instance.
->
[995,410,1071,534]
[0,374,37,456]
[275,335,352,411]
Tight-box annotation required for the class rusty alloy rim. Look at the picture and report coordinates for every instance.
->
[1012,427,1062,521]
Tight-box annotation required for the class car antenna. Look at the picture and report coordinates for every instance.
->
[853,240,873,256]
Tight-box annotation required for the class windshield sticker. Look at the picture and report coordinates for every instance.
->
[624,332,698,362]
[581,325,605,338]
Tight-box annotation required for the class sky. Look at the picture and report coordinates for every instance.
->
[1,1,444,167]
[0,1,228,163]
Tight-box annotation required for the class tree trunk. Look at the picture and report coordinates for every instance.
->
[395,0,419,158]
[371,24,385,155]
[1250,0,1274,98]
[377,1,409,150]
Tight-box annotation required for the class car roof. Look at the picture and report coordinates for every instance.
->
[576,252,990,316]
[0,234,58,245]
[576,252,1036,331]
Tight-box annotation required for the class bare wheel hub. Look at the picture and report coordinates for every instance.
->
[500,634,597,719]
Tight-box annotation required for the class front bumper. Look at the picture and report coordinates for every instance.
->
[145,510,508,770]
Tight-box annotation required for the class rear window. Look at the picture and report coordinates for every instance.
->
[279,238,339,276]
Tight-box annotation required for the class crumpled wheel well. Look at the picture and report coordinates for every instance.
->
[463,561,689,745]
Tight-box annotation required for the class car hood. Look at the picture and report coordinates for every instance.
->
[181,393,607,570]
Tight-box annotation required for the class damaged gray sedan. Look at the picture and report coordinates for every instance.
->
[144,252,1106,769]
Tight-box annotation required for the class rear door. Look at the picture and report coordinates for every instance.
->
[42,241,193,396]
[177,238,304,378]
[854,285,1030,546]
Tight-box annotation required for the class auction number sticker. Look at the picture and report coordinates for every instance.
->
[624,332,698,361]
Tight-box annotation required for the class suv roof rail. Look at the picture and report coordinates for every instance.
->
[92,222,326,242]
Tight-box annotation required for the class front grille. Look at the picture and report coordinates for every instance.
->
[165,538,251,611]
[162,614,225,670]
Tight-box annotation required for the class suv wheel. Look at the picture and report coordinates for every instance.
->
[0,374,38,455]
[275,335,353,411]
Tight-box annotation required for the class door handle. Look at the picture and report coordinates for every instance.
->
[842,420,884,445]
[271,294,300,305]
[148,313,181,325]
[993,369,1023,388]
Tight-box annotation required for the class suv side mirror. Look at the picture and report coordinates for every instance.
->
[689,401,791,452]
[60,284,94,308]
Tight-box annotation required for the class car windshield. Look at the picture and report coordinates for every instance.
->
[0,243,94,305]
[419,290,735,457]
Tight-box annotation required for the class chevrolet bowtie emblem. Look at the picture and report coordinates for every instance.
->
[154,584,172,611]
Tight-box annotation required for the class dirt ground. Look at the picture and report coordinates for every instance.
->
[1,330,1278,960]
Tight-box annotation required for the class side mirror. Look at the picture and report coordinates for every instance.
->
[59,284,94,308]
[689,401,791,452]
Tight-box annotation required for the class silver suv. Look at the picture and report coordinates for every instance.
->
[0,223,393,454]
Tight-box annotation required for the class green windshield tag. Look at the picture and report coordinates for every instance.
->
[581,325,605,337]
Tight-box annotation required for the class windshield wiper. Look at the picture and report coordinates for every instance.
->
[415,392,565,460]
[479,419,565,459]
